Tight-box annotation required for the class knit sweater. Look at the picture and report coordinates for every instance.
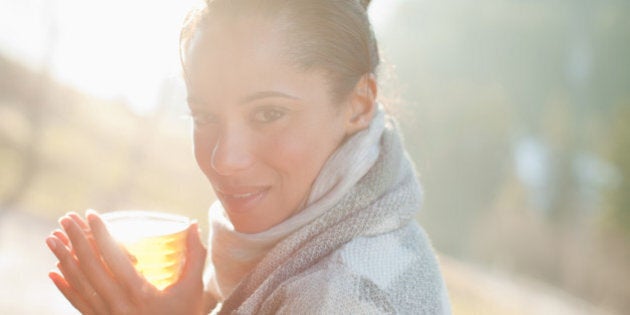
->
[209,114,451,314]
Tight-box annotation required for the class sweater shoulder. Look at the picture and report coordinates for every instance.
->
[263,222,451,315]
[263,251,396,315]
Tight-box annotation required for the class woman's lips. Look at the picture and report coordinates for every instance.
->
[216,186,270,213]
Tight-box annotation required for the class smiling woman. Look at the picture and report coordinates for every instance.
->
[45,0,451,314]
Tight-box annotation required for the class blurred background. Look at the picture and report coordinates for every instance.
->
[0,0,628,314]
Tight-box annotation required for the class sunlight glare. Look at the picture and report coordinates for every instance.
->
[0,0,400,115]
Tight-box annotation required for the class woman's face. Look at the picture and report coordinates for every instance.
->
[184,19,353,233]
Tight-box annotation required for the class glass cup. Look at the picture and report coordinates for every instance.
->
[102,210,191,290]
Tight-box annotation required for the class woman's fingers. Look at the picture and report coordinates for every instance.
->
[50,212,207,315]
[168,222,207,299]
[52,229,71,248]
[86,210,144,293]
[162,222,207,314]
[68,212,90,231]
[60,216,126,305]
[53,212,91,257]
[46,235,107,313]
[49,270,97,315]
[180,222,207,283]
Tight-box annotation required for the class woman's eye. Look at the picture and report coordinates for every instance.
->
[252,108,286,123]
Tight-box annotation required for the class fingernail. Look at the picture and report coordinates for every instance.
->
[46,237,56,250]
[86,209,100,222]
[65,211,78,218]
[60,217,71,229]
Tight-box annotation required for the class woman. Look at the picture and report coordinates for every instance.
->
[46,0,451,314]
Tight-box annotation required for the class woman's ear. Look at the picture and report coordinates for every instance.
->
[345,73,378,135]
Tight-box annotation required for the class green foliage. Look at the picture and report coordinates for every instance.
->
[605,104,630,237]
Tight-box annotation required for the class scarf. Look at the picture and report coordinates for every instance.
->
[206,107,386,301]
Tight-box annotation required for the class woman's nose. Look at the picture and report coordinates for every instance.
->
[210,129,254,176]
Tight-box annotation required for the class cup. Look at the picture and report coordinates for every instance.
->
[102,210,191,290]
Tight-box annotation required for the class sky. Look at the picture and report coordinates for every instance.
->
[0,0,401,115]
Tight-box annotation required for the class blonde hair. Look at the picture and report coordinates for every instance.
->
[180,0,379,101]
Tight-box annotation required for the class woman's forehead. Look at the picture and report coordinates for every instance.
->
[182,15,336,106]
[185,50,328,106]
[185,17,288,72]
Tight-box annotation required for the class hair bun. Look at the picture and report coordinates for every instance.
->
[359,0,371,10]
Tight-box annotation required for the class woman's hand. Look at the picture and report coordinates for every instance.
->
[46,211,208,315]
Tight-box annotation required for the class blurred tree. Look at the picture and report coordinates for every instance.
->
[379,0,630,253]
[0,2,58,213]
[0,60,50,212]
[376,0,630,311]
[380,0,516,255]
[605,104,630,237]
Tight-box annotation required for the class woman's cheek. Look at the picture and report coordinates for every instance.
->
[193,130,215,178]
[267,129,308,162]
[271,130,324,182]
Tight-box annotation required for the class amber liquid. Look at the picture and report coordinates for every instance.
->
[103,211,190,290]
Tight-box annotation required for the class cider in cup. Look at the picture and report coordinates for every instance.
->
[102,211,191,290]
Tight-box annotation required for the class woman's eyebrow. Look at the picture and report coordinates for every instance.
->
[239,91,299,104]
[187,91,299,109]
